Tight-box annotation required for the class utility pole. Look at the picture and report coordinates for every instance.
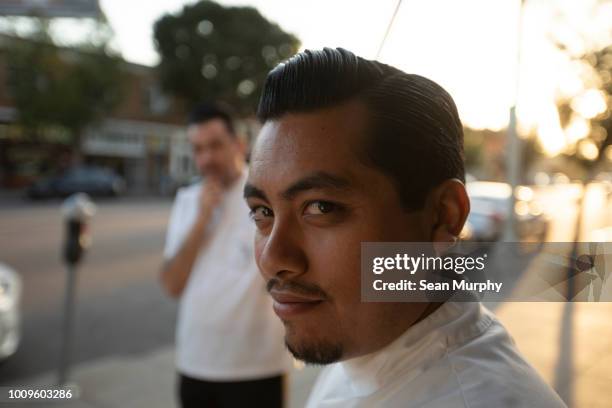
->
[376,0,403,60]
[503,0,526,242]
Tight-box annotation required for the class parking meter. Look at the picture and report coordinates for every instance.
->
[58,193,96,386]
[61,193,96,265]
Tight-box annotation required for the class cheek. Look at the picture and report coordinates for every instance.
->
[253,233,266,273]
[305,229,362,299]
[302,207,415,304]
[220,146,236,161]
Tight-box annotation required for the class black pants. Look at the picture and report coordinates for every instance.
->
[178,373,285,408]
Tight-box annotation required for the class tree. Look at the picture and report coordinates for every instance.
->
[551,0,611,175]
[554,35,611,296]
[153,0,300,115]
[556,44,612,173]
[5,18,124,154]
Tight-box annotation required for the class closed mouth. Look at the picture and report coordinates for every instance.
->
[269,289,325,318]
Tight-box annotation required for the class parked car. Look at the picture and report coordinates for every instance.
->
[462,181,549,242]
[27,166,126,199]
[0,263,21,361]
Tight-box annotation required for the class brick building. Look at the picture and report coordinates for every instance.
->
[0,34,198,193]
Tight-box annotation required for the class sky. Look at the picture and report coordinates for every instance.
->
[3,0,612,155]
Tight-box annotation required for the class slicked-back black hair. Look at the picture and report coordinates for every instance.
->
[257,47,465,210]
[188,102,236,137]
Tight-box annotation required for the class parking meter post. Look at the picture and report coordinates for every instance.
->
[57,194,96,386]
[58,263,77,386]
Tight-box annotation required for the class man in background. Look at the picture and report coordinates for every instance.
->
[161,104,290,408]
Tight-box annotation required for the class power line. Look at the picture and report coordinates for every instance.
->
[376,0,403,59]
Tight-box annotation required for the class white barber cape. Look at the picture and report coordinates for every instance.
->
[306,301,566,408]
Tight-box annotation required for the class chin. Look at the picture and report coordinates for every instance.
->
[284,329,344,365]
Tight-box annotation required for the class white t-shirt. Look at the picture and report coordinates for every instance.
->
[306,300,567,408]
[164,171,291,380]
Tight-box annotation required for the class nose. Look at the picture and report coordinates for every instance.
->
[256,216,308,282]
[199,150,216,167]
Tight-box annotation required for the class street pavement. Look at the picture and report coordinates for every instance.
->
[0,184,610,407]
[7,302,612,408]
[0,197,177,381]
[493,183,612,408]
[7,348,322,408]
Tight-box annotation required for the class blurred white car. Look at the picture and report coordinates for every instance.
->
[462,182,548,242]
[0,263,22,360]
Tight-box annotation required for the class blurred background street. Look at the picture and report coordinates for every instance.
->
[0,180,610,407]
[0,0,610,407]
[0,196,176,382]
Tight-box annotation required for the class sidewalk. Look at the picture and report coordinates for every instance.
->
[10,303,612,408]
[496,302,612,408]
[8,348,321,408]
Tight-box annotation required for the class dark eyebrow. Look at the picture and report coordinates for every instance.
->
[281,171,351,200]
[244,183,268,201]
[244,171,351,203]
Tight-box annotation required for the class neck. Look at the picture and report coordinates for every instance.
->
[344,301,443,362]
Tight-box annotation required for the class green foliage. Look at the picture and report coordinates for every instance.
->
[557,44,612,170]
[463,128,484,170]
[153,0,300,115]
[585,45,612,161]
[5,21,123,146]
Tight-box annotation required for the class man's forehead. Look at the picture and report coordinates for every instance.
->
[253,101,368,160]
[247,101,377,197]
[247,153,357,195]
[188,119,231,140]
[251,127,356,188]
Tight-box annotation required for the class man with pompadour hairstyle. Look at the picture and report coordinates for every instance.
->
[244,48,566,407]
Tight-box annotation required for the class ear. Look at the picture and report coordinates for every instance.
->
[424,179,470,254]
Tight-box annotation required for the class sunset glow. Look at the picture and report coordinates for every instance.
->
[3,0,608,158]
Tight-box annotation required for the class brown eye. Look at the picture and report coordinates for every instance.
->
[249,206,273,222]
[304,201,337,215]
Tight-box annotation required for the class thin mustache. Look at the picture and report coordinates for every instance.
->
[266,278,329,300]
